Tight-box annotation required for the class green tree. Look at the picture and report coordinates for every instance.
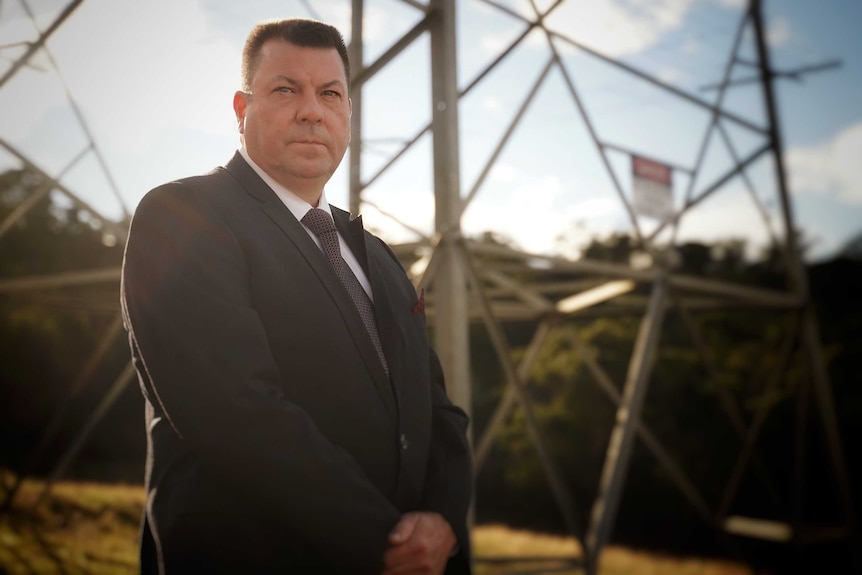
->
[0,167,130,474]
[472,231,862,558]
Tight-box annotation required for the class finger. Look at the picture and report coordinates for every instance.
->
[382,539,414,564]
[382,545,415,573]
[382,548,432,575]
[388,512,421,545]
[384,514,454,575]
[383,537,435,575]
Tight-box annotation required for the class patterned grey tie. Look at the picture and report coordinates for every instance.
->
[301,208,389,375]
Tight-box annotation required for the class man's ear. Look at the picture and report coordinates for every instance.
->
[233,91,248,134]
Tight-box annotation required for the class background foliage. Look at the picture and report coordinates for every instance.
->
[1,167,860,572]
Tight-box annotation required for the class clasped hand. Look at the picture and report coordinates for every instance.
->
[381,511,456,575]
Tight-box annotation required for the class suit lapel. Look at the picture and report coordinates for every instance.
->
[366,253,407,400]
[332,208,369,277]
[333,210,408,404]
[223,154,397,422]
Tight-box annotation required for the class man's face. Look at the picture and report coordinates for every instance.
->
[233,40,350,200]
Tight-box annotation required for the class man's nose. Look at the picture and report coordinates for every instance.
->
[296,93,323,123]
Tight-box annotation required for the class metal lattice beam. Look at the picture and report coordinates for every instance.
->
[0,1,856,572]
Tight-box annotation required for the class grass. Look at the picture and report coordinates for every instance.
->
[473,524,754,574]
[0,470,142,575]
[0,471,754,574]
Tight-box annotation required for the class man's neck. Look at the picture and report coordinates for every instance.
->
[282,183,322,207]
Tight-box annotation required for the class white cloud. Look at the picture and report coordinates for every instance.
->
[573,196,621,218]
[0,64,70,143]
[463,175,568,252]
[786,122,862,205]
[478,0,696,59]
[361,186,435,243]
[482,97,504,114]
[314,2,407,46]
[480,31,516,54]
[489,163,519,183]
[312,3,352,40]
[459,172,626,255]
[543,0,697,57]
[674,183,775,258]
[45,0,239,155]
[0,11,86,144]
[681,36,700,55]
[657,66,688,86]
[767,17,791,47]
[0,11,38,46]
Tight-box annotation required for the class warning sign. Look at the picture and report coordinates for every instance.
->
[632,155,673,221]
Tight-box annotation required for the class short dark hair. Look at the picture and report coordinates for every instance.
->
[241,19,350,92]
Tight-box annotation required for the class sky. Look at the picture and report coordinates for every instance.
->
[0,0,860,262]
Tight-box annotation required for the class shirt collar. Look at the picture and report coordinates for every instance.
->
[238,146,332,223]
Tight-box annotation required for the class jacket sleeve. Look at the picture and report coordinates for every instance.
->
[121,181,400,573]
[372,235,474,573]
[423,350,474,574]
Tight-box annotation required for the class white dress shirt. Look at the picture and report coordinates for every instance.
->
[239,147,374,300]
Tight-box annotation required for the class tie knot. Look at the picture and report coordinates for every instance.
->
[302,208,337,237]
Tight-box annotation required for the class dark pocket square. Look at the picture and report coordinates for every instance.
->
[412,288,425,316]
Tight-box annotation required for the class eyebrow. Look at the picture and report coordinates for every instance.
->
[270,75,346,91]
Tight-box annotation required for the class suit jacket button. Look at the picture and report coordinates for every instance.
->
[400,433,409,451]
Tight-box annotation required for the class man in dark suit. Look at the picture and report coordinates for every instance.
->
[121,18,472,574]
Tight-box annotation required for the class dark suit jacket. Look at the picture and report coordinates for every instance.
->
[121,152,472,574]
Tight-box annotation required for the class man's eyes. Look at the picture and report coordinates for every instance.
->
[271,87,341,99]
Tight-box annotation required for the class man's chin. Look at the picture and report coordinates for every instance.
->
[285,156,329,172]
[292,169,331,181]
